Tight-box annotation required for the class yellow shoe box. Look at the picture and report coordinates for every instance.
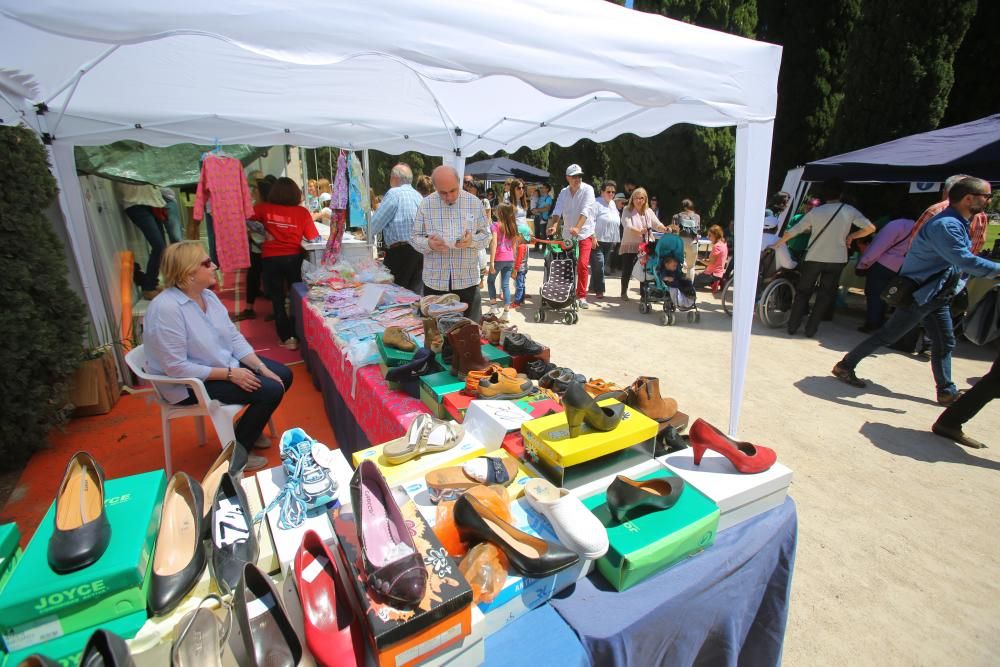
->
[351,433,486,486]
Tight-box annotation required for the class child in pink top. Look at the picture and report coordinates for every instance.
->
[694,225,729,289]
[488,203,521,313]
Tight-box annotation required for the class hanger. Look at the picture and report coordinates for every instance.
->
[201,139,232,161]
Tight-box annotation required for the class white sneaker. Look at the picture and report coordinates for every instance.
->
[577,299,589,309]
[524,479,608,560]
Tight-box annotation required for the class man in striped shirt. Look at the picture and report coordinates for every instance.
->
[910,174,988,255]
[412,166,491,320]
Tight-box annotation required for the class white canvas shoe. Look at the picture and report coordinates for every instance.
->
[524,478,608,560]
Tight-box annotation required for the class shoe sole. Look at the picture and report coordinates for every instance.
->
[477,387,535,400]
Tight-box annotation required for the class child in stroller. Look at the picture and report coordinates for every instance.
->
[639,228,700,325]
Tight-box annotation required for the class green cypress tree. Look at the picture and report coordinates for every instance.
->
[0,126,86,469]
[941,0,1000,126]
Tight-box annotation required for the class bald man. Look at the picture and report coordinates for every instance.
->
[411,166,492,320]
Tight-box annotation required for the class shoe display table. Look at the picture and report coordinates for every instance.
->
[550,497,797,667]
[291,283,431,459]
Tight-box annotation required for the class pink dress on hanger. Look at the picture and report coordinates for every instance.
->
[193,154,254,272]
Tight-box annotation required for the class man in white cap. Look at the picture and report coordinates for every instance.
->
[547,164,596,308]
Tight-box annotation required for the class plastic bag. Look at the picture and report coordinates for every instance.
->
[459,543,508,604]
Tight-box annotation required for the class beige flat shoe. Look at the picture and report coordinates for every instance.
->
[383,414,464,465]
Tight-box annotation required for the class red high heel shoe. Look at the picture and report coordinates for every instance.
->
[688,418,776,474]
[294,530,365,667]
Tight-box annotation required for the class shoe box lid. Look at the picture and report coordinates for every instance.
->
[0,470,166,637]
[582,467,720,592]
[351,432,486,487]
[464,400,533,452]
[332,496,473,657]
[659,449,792,530]
[521,400,658,468]
[419,371,466,404]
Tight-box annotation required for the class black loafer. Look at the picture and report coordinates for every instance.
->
[79,629,135,667]
[540,368,586,395]
[606,474,685,524]
[210,472,259,596]
[385,347,436,383]
[149,473,207,616]
[654,424,689,456]
[235,563,302,667]
[563,381,625,438]
[526,360,557,380]
[503,333,544,355]
[48,452,111,574]
[454,494,579,578]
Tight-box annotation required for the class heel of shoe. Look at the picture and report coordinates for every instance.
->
[691,444,706,465]
[565,407,585,438]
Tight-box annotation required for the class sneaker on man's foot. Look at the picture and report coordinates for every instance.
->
[832,363,866,388]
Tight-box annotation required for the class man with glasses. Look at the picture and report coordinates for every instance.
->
[590,180,621,300]
[833,177,1000,404]
[548,164,596,308]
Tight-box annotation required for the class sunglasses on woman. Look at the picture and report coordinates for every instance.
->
[200,258,214,268]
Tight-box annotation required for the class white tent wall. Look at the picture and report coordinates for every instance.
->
[0,0,782,435]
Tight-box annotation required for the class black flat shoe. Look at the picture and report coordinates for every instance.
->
[149,473,207,616]
[503,333,544,355]
[79,629,135,667]
[526,360,557,381]
[235,563,302,667]
[606,475,685,523]
[562,381,625,438]
[48,452,111,574]
[654,424,689,456]
[539,368,585,396]
[209,472,258,596]
[385,347,436,383]
[454,494,579,578]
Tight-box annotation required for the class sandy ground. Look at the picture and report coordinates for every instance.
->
[496,256,1000,667]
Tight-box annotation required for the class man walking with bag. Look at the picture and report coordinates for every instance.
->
[832,177,1000,404]
[773,179,875,337]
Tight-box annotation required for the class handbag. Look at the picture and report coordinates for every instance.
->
[964,285,1000,345]
[881,268,950,308]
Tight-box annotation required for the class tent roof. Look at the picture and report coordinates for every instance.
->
[0,0,780,153]
[464,157,549,181]
[801,114,1000,183]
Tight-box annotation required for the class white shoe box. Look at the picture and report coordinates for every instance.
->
[256,448,354,576]
[659,449,792,531]
[463,400,533,452]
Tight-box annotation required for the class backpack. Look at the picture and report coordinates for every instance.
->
[676,212,699,238]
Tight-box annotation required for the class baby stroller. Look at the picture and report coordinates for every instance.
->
[533,238,579,325]
[639,232,701,326]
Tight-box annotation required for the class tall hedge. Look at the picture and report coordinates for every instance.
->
[0,126,86,469]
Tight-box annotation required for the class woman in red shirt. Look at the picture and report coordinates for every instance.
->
[252,177,320,350]
[693,225,728,289]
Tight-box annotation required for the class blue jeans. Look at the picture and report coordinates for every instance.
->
[513,267,528,303]
[488,261,514,305]
[862,261,896,328]
[589,241,613,295]
[161,198,184,243]
[124,205,167,291]
[840,292,958,396]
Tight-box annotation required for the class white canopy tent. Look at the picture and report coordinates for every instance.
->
[0,0,781,434]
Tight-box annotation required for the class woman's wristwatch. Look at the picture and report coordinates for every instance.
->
[255,364,265,375]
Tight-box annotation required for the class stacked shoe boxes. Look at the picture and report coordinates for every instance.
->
[0,470,166,659]
[332,497,473,667]
[583,467,719,591]
[0,524,21,594]
[419,371,467,419]
[659,448,793,531]
[520,400,658,488]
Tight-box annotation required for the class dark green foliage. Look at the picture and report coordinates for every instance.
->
[942,0,1000,126]
[826,0,977,155]
[0,126,86,470]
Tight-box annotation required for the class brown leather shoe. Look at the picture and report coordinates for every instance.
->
[477,368,534,399]
[464,363,505,395]
[383,326,416,352]
[626,376,678,421]
[584,378,625,398]
[447,322,491,377]
[422,318,443,354]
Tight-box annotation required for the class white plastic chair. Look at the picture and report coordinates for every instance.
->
[124,345,276,476]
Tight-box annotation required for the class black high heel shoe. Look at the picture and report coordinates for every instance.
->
[562,381,625,438]
[606,475,685,523]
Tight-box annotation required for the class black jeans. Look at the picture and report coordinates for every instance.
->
[246,251,263,306]
[124,205,167,291]
[788,260,845,335]
[693,272,722,289]
[937,352,999,428]
[384,243,424,294]
[620,252,639,297]
[862,261,895,328]
[178,357,292,451]
[262,253,304,342]
[424,282,482,321]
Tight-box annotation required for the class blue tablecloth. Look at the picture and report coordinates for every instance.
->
[550,497,797,667]
[484,604,590,667]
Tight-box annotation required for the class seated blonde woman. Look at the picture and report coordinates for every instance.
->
[143,241,292,471]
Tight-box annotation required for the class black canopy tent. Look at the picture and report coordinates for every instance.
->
[464,157,550,181]
[801,114,1000,183]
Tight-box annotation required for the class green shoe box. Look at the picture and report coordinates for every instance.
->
[0,470,165,649]
[583,467,719,591]
[376,333,418,367]
[0,524,21,594]
[419,371,466,418]
[1,608,147,667]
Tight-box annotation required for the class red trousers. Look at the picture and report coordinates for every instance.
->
[576,236,593,299]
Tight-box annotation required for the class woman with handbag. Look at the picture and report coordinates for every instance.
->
[856,217,916,332]
[772,179,875,337]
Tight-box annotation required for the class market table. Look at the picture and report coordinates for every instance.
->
[550,497,797,667]
[291,282,429,458]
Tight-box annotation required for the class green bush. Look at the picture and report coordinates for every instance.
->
[0,126,86,470]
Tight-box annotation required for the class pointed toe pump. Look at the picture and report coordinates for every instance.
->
[295,530,364,667]
[688,418,777,474]
[149,473,207,616]
[562,381,625,438]
[200,442,246,538]
[209,472,258,596]
[235,563,302,667]
[454,493,579,578]
[48,452,111,573]
[606,475,685,523]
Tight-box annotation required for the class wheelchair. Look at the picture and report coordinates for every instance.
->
[720,248,800,328]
